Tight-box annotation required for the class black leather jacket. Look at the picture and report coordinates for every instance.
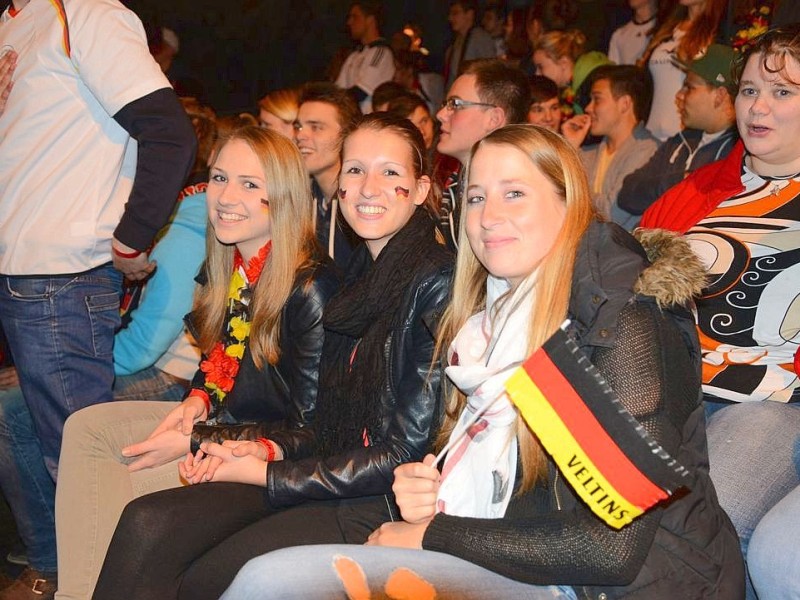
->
[188,258,340,452]
[266,246,454,509]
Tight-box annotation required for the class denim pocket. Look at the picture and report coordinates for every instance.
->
[4,277,54,301]
[86,291,121,357]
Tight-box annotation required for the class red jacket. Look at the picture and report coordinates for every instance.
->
[640,141,746,232]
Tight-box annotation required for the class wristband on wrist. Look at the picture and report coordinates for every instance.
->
[256,438,276,462]
[188,389,211,415]
[113,246,143,259]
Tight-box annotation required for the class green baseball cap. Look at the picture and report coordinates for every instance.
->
[673,44,736,89]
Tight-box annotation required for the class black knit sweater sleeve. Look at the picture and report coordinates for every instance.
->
[423,301,699,586]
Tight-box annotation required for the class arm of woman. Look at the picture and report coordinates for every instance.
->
[266,265,452,508]
[188,265,339,456]
[418,302,699,586]
[122,393,208,471]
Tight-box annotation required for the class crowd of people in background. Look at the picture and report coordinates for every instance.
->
[1,0,800,598]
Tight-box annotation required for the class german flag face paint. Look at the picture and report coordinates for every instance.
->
[339,128,427,258]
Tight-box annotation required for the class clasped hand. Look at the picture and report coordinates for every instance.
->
[365,453,440,549]
[121,395,207,471]
[179,440,268,487]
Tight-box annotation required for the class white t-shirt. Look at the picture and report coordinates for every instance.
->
[335,41,395,113]
[608,18,654,65]
[0,0,170,275]
[646,29,686,142]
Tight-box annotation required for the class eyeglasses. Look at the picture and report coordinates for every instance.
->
[440,97,497,112]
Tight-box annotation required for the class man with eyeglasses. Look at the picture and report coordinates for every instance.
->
[294,82,361,270]
[435,59,530,250]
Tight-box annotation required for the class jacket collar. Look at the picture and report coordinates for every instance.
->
[567,221,705,348]
[568,221,649,348]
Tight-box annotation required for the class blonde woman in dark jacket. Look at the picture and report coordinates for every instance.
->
[55,126,338,600]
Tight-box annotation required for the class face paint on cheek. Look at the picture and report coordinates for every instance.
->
[338,188,347,199]
[260,198,269,211]
[395,186,410,199]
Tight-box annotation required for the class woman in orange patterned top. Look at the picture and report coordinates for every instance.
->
[641,24,800,599]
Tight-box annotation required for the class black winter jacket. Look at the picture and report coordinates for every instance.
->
[423,222,744,599]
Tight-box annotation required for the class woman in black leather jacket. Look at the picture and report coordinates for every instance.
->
[93,114,454,600]
[54,126,339,600]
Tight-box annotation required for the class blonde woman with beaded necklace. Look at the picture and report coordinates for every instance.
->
[54,126,339,600]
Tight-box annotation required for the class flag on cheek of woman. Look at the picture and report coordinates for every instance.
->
[504,327,689,529]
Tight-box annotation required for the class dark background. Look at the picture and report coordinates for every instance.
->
[121,0,626,114]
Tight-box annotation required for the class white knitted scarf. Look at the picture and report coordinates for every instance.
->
[436,275,534,518]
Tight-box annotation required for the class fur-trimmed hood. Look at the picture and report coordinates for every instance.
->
[568,221,704,350]
[633,228,706,308]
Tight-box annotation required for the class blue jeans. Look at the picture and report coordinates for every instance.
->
[705,400,800,600]
[0,264,123,478]
[0,386,57,572]
[0,367,186,573]
[221,545,578,600]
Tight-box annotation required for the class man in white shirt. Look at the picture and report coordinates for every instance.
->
[335,1,394,113]
[0,2,194,592]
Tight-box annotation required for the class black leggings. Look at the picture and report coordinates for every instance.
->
[93,482,393,600]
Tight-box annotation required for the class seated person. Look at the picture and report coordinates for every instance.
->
[0,106,215,595]
[618,44,738,218]
[641,25,800,599]
[386,92,436,150]
[294,83,362,269]
[527,74,562,132]
[222,124,744,600]
[562,64,659,229]
[53,126,339,599]
[257,87,300,139]
[533,29,610,119]
[371,80,407,112]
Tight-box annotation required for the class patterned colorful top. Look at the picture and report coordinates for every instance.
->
[686,165,800,402]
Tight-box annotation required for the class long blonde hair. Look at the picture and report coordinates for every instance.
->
[195,126,319,368]
[435,125,596,492]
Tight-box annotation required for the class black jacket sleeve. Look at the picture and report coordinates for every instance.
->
[189,263,340,451]
[113,87,197,250]
[265,264,452,508]
[422,301,696,586]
